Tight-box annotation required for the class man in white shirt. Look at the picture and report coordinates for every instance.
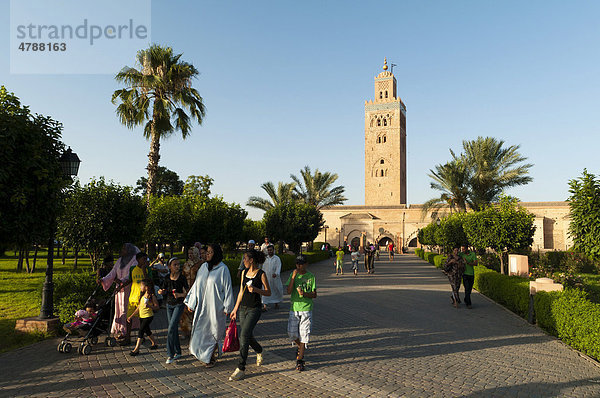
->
[261,244,283,310]
[260,237,271,254]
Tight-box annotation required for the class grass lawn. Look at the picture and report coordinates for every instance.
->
[0,249,94,353]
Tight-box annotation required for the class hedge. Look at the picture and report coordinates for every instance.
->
[473,265,530,318]
[424,252,437,265]
[533,289,600,361]
[415,248,424,258]
[433,255,447,269]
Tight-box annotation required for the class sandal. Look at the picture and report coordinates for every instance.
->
[296,359,305,371]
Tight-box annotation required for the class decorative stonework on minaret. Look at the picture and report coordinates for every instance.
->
[364,58,407,206]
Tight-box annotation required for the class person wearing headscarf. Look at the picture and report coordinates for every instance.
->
[443,247,465,308]
[180,245,204,338]
[99,243,140,343]
[184,244,234,367]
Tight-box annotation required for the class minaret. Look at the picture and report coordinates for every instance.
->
[364,58,407,206]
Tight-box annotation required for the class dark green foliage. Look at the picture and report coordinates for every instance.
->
[52,272,110,324]
[135,166,184,197]
[415,248,424,258]
[0,86,66,253]
[478,252,501,272]
[264,203,324,254]
[434,213,468,252]
[241,219,265,246]
[57,178,146,267]
[183,175,213,198]
[567,170,600,258]
[473,265,530,318]
[418,223,439,247]
[424,252,438,265]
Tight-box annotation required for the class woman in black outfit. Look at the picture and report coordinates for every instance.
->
[158,257,189,364]
[228,250,271,381]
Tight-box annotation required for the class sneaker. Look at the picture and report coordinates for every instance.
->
[173,353,182,360]
[228,368,245,381]
[165,357,174,364]
[256,352,264,366]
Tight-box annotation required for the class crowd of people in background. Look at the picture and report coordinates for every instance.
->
[95,238,317,381]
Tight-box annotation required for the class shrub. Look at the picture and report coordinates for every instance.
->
[312,242,326,251]
[478,253,501,272]
[50,272,109,325]
[552,288,600,361]
[473,265,529,318]
[415,248,424,258]
[425,252,437,265]
[533,291,560,336]
[433,255,447,269]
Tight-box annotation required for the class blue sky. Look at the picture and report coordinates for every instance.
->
[1,1,599,219]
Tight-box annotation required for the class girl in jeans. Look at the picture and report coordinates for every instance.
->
[229,250,271,381]
[158,257,189,364]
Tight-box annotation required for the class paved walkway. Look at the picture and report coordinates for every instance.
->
[1,255,600,397]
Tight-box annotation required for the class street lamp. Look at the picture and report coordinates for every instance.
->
[39,147,81,319]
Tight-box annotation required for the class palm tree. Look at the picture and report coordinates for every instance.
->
[112,44,206,205]
[290,166,347,209]
[421,156,470,219]
[247,182,296,211]
[463,137,533,211]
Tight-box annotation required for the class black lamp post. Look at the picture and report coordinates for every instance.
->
[39,147,81,319]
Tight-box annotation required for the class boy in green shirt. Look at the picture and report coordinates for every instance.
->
[460,246,477,309]
[286,255,317,371]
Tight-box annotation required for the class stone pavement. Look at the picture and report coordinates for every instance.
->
[1,255,600,397]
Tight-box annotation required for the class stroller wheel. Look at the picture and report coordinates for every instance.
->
[108,337,117,347]
[90,336,98,345]
[63,343,72,353]
[83,344,92,355]
[78,344,84,355]
[57,342,65,353]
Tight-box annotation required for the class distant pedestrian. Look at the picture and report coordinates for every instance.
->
[388,242,394,260]
[286,255,317,372]
[460,246,477,309]
[158,257,189,364]
[335,247,344,275]
[443,247,465,308]
[260,237,271,254]
[237,240,257,280]
[262,244,283,310]
[128,279,159,356]
[364,243,375,274]
[351,248,360,276]
[228,250,271,381]
[96,255,114,280]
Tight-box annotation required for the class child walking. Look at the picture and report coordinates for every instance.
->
[286,255,317,371]
[335,247,344,275]
[128,279,160,356]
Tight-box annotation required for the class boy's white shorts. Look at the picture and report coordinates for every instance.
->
[288,311,312,344]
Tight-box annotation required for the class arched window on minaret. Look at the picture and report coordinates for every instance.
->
[383,135,387,143]
[385,91,388,98]
[385,169,388,176]
[379,91,383,99]
[377,119,381,127]
[380,159,384,164]
[383,119,387,126]
[377,137,381,143]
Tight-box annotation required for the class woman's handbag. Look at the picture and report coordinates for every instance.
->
[223,318,239,352]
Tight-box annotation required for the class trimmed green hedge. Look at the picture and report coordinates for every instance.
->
[433,255,447,269]
[473,265,530,318]
[425,252,437,265]
[415,248,424,258]
[534,289,600,361]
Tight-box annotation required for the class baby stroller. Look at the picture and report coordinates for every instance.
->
[57,285,118,355]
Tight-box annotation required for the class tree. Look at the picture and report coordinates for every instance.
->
[247,181,296,211]
[0,86,67,272]
[567,169,600,258]
[291,166,347,209]
[241,219,265,246]
[434,213,469,252]
[144,195,194,257]
[463,137,532,211]
[57,178,146,268]
[463,196,535,274]
[417,223,439,249]
[112,44,206,205]
[422,157,469,218]
[191,197,247,250]
[183,174,213,198]
[263,203,323,254]
[135,166,184,197]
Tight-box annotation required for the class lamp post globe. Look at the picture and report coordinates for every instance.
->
[39,147,81,319]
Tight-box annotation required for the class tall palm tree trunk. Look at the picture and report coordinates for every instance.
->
[146,126,161,206]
